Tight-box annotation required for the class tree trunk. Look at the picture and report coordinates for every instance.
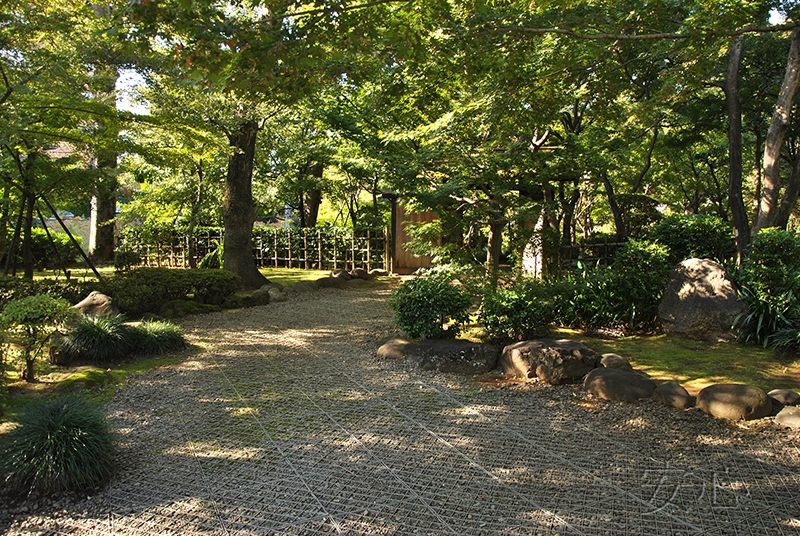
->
[187,161,204,269]
[89,177,117,262]
[486,217,504,288]
[754,28,800,232]
[560,180,580,246]
[223,120,269,289]
[776,156,800,228]
[22,188,34,280]
[306,189,322,227]
[723,36,750,263]
[600,171,626,242]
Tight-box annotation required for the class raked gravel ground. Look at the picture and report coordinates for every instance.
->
[2,283,800,535]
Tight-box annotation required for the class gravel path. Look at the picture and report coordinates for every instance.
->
[3,284,800,535]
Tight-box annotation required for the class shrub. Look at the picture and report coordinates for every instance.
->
[0,393,115,496]
[113,250,142,272]
[610,239,671,329]
[12,228,82,267]
[734,228,800,347]
[95,267,240,315]
[388,271,472,339]
[480,278,555,343]
[1,294,76,382]
[651,214,736,265]
[0,278,90,310]
[551,240,670,333]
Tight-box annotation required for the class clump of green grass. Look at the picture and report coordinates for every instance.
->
[130,321,186,355]
[62,315,132,361]
[60,315,186,362]
[1,393,116,496]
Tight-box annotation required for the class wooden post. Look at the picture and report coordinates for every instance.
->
[318,228,323,270]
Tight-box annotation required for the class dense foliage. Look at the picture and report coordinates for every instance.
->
[650,214,736,265]
[480,279,556,343]
[388,271,472,339]
[735,229,800,348]
[0,394,116,496]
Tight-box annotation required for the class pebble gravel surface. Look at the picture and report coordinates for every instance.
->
[2,284,800,535]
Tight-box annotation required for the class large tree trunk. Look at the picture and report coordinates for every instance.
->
[88,67,118,263]
[223,120,269,289]
[754,28,800,232]
[722,36,750,264]
[89,177,117,262]
[304,162,324,227]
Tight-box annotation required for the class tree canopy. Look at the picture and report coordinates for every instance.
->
[2,0,800,284]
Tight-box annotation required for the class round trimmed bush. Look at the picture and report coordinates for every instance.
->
[1,394,116,496]
[388,272,472,339]
[651,214,735,265]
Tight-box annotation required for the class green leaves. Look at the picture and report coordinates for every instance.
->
[388,271,472,339]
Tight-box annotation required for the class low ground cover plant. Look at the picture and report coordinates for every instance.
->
[0,393,115,496]
[59,315,186,362]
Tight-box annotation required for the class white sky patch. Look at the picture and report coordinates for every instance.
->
[116,68,149,115]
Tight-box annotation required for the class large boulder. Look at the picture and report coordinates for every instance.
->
[74,291,119,317]
[658,258,746,341]
[696,384,772,421]
[331,269,352,280]
[406,340,499,375]
[316,276,348,289]
[584,368,657,402]
[652,381,695,409]
[292,281,318,293]
[599,353,633,372]
[377,339,410,360]
[350,268,370,280]
[501,339,598,385]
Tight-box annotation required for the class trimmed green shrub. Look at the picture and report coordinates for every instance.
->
[551,240,670,333]
[0,278,90,310]
[611,239,671,329]
[12,228,82,266]
[95,267,240,315]
[480,278,555,343]
[113,250,142,272]
[388,271,472,339]
[1,294,76,382]
[1,393,115,496]
[651,214,735,265]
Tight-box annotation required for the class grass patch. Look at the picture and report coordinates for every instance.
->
[552,327,800,395]
[260,268,330,287]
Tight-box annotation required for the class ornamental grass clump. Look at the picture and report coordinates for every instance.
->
[60,315,186,362]
[1,393,116,496]
[62,315,133,362]
[129,321,186,355]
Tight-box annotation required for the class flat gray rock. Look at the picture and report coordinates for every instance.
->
[653,381,695,409]
[775,406,800,429]
[697,384,772,421]
[584,368,657,402]
[501,339,598,385]
[292,281,319,293]
[406,340,499,375]
[768,389,800,406]
[316,276,348,289]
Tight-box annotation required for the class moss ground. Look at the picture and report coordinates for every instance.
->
[551,327,800,395]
